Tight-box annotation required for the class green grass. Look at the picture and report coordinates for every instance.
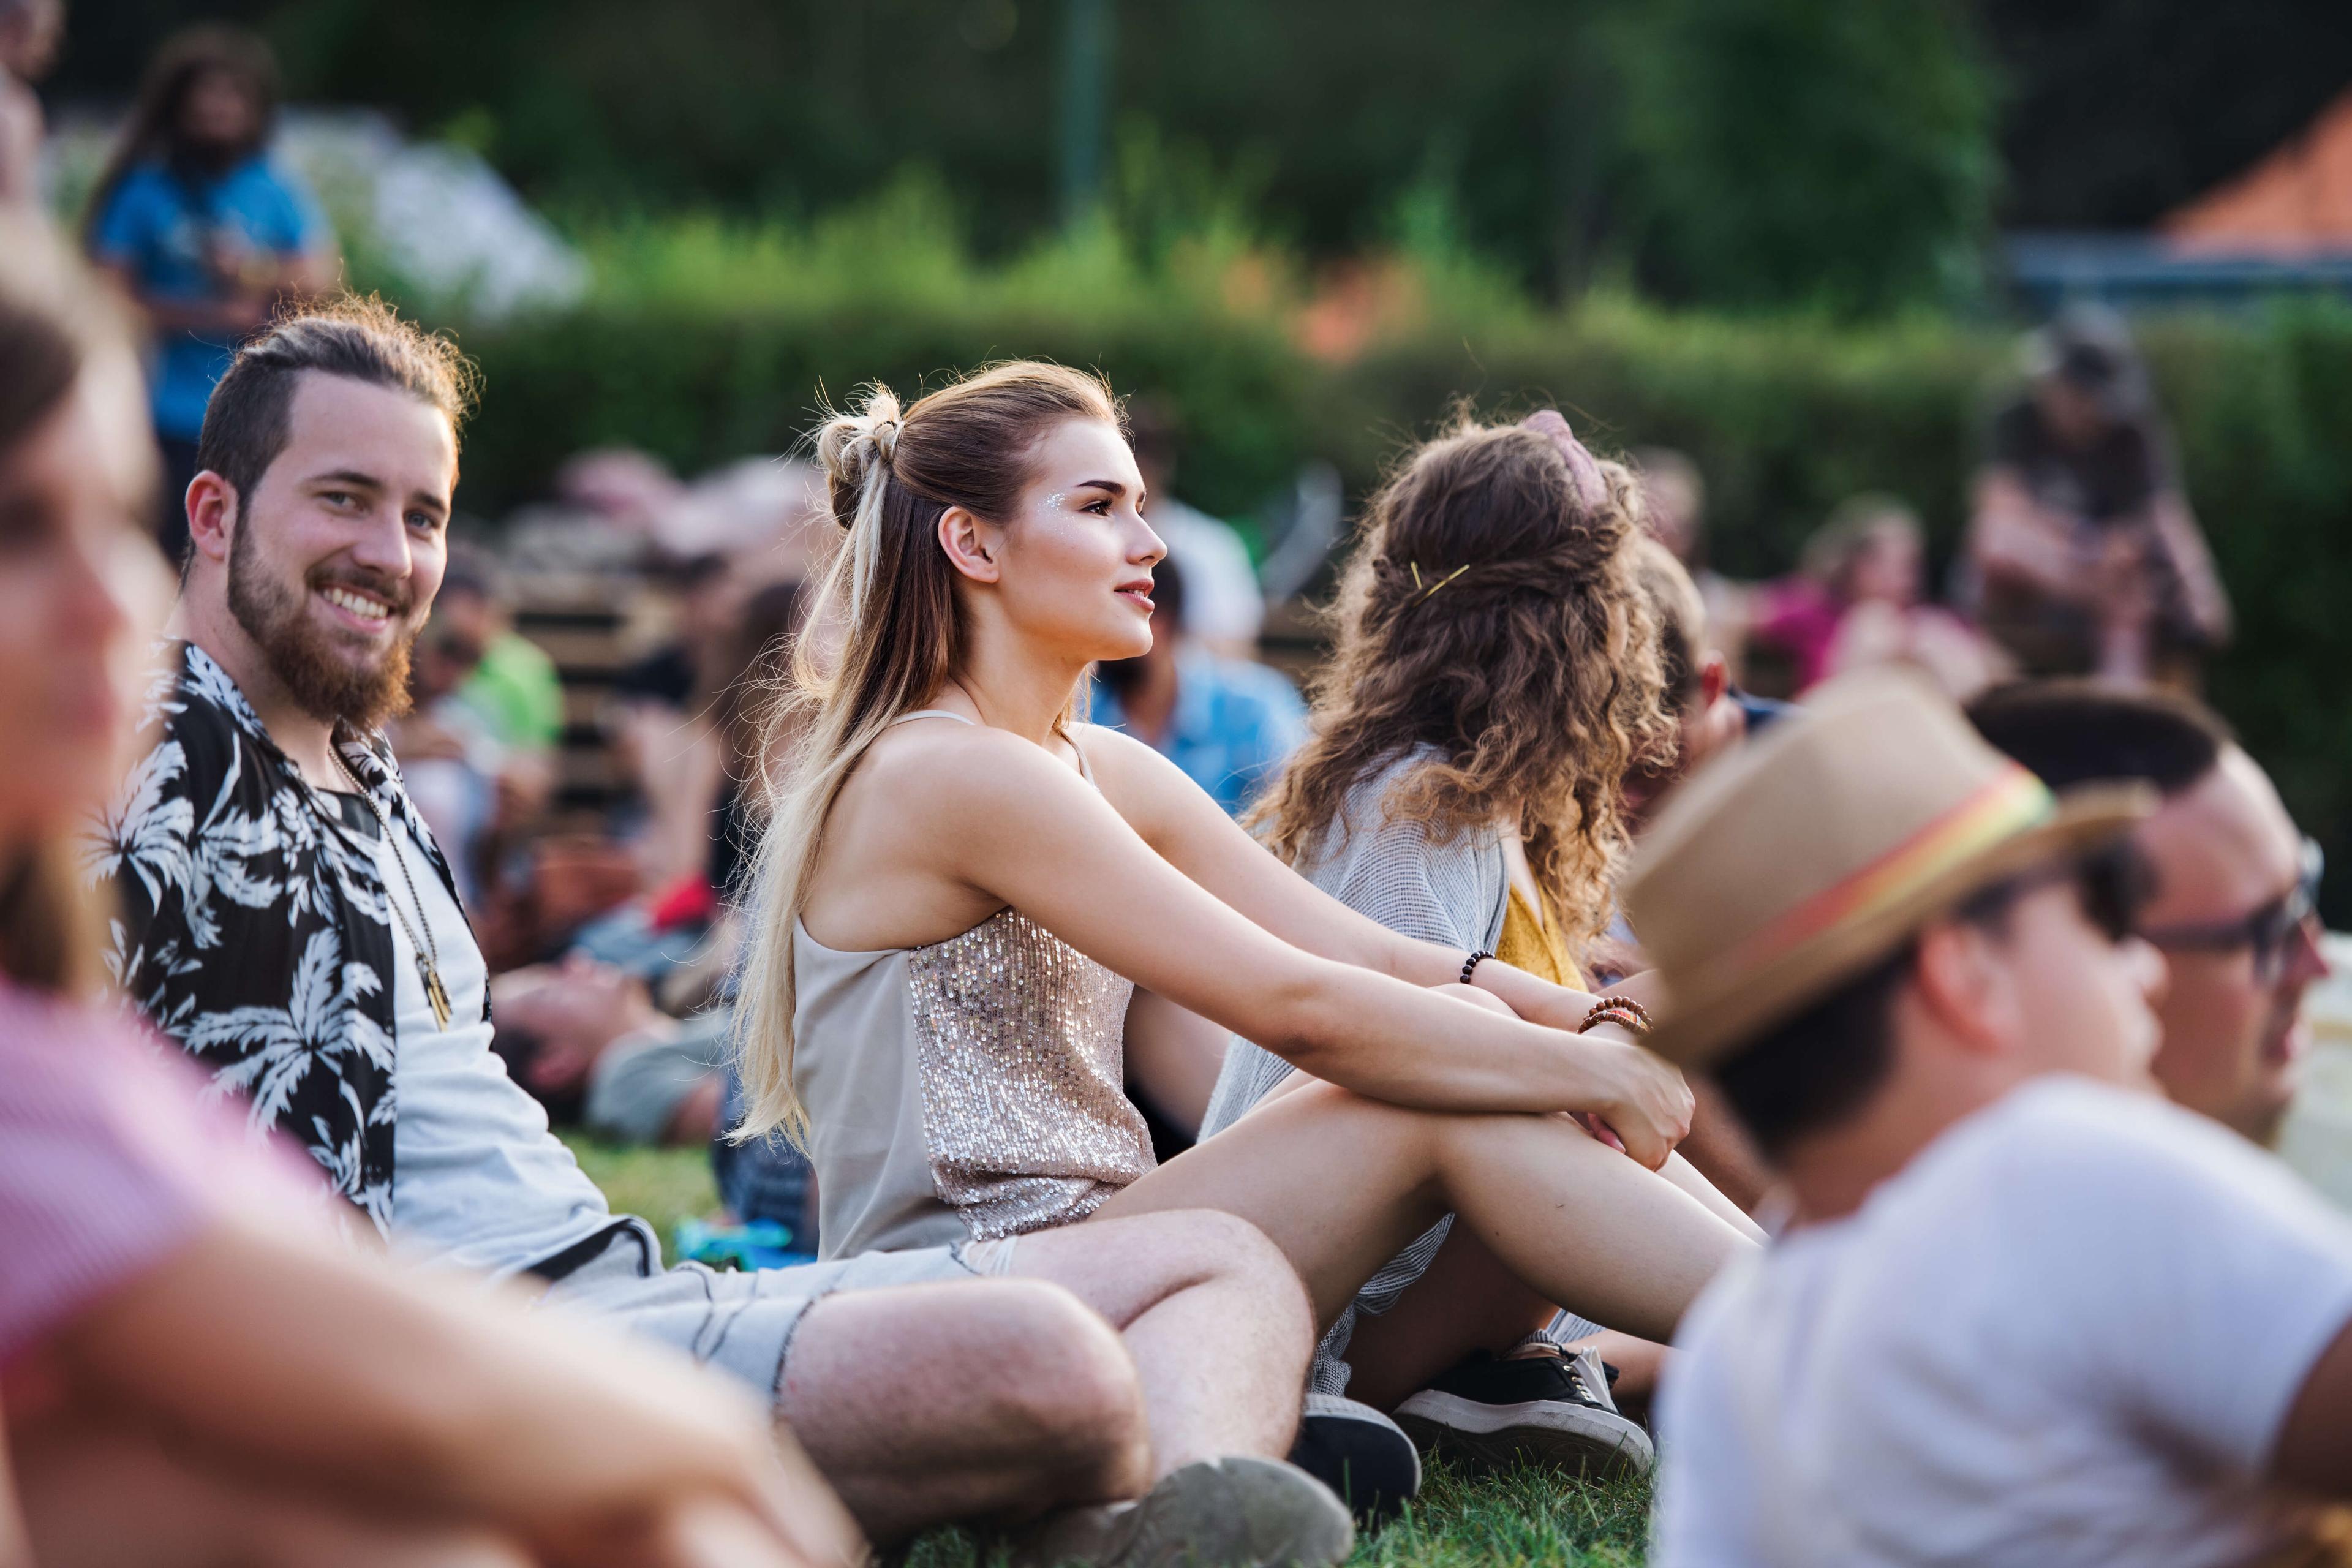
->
[556,1136,1653,1565]
[561,1131,720,1235]
[900,1463,1653,1567]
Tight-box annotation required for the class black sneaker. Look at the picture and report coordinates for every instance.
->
[1287,1392,1421,1530]
[1393,1345,1655,1479]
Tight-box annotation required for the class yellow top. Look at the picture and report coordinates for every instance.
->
[1496,884,1585,990]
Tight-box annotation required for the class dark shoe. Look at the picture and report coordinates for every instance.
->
[1007,1456,1354,1568]
[1393,1345,1654,1479]
[1287,1392,1420,1530]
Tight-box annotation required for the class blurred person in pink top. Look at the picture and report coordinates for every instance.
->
[1750,495,2003,699]
[0,216,859,1568]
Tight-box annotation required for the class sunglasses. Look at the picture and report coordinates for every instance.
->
[1962,837,2153,947]
[2139,836,2323,982]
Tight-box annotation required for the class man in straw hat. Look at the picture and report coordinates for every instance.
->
[1633,669,2352,1566]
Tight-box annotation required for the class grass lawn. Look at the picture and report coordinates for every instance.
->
[559,1133,1653,1566]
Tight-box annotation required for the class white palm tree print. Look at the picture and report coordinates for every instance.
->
[186,925,393,1136]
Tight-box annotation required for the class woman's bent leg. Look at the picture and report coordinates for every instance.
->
[1093,1080,1753,1344]
[1659,1150,1768,1240]
[1338,1224,1557,1413]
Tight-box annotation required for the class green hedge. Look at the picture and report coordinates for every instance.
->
[447,295,2352,918]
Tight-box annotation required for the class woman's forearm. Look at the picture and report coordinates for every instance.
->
[1271,960,1653,1120]
[1365,927,1602,1031]
[1466,956,1599,1031]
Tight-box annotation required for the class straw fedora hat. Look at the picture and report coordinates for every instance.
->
[1623,669,2152,1070]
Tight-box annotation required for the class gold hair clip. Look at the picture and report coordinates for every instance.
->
[1418,564,1469,602]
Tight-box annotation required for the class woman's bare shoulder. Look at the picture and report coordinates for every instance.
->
[1070,720,1163,776]
[845,717,1091,818]
[1070,720,1231,822]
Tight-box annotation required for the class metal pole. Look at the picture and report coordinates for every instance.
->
[1060,0,1113,224]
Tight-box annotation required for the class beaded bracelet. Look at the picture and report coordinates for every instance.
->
[1460,949,1494,986]
[1578,995,1654,1036]
[1586,994,1654,1030]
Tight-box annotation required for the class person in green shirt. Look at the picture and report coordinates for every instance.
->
[439,545,559,827]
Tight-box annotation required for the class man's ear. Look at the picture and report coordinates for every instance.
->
[937,504,1000,586]
[184,470,239,570]
[1700,650,1730,707]
[1911,918,2018,1060]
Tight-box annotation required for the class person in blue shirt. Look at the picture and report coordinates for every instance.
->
[1094,552,1309,816]
[84,24,336,562]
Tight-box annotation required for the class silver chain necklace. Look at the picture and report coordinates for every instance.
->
[326,746,453,1030]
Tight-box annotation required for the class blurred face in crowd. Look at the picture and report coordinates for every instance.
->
[953,416,1163,665]
[207,371,456,731]
[410,587,491,704]
[0,0,64,81]
[1643,469,1703,565]
[176,65,262,154]
[2135,747,2329,1142]
[1624,652,1741,827]
[2034,374,2113,450]
[1846,523,1922,608]
[0,351,170,837]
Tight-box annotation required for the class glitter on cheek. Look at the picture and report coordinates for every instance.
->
[907,910,1154,1240]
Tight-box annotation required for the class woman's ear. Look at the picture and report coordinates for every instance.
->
[938,505,1001,586]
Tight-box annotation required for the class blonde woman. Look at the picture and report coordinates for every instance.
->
[734,364,1758,1519]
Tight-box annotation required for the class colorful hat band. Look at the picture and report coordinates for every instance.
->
[1705,766,2057,986]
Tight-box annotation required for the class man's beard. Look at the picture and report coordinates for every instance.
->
[226,519,420,734]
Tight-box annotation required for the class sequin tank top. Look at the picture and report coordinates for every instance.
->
[790,715,1156,1260]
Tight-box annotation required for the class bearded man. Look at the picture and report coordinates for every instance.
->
[78,298,1363,1566]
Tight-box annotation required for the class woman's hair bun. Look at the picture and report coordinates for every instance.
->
[815,383,905,529]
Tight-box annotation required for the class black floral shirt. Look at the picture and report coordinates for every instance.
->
[80,641,482,1230]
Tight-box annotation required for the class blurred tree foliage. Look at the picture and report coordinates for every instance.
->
[57,0,2322,317]
[1611,0,1995,312]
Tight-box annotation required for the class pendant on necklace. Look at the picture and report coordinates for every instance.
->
[424,965,453,1031]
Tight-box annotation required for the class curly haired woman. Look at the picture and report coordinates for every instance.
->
[732,366,1758,1532]
[1218,411,1762,1474]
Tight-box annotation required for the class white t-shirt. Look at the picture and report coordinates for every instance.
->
[369,809,620,1278]
[1653,1075,2352,1568]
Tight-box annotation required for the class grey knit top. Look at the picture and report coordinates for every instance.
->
[1203,745,1507,1136]
[1199,746,1601,1391]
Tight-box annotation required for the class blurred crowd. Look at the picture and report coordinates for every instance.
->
[1643,304,2230,704]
